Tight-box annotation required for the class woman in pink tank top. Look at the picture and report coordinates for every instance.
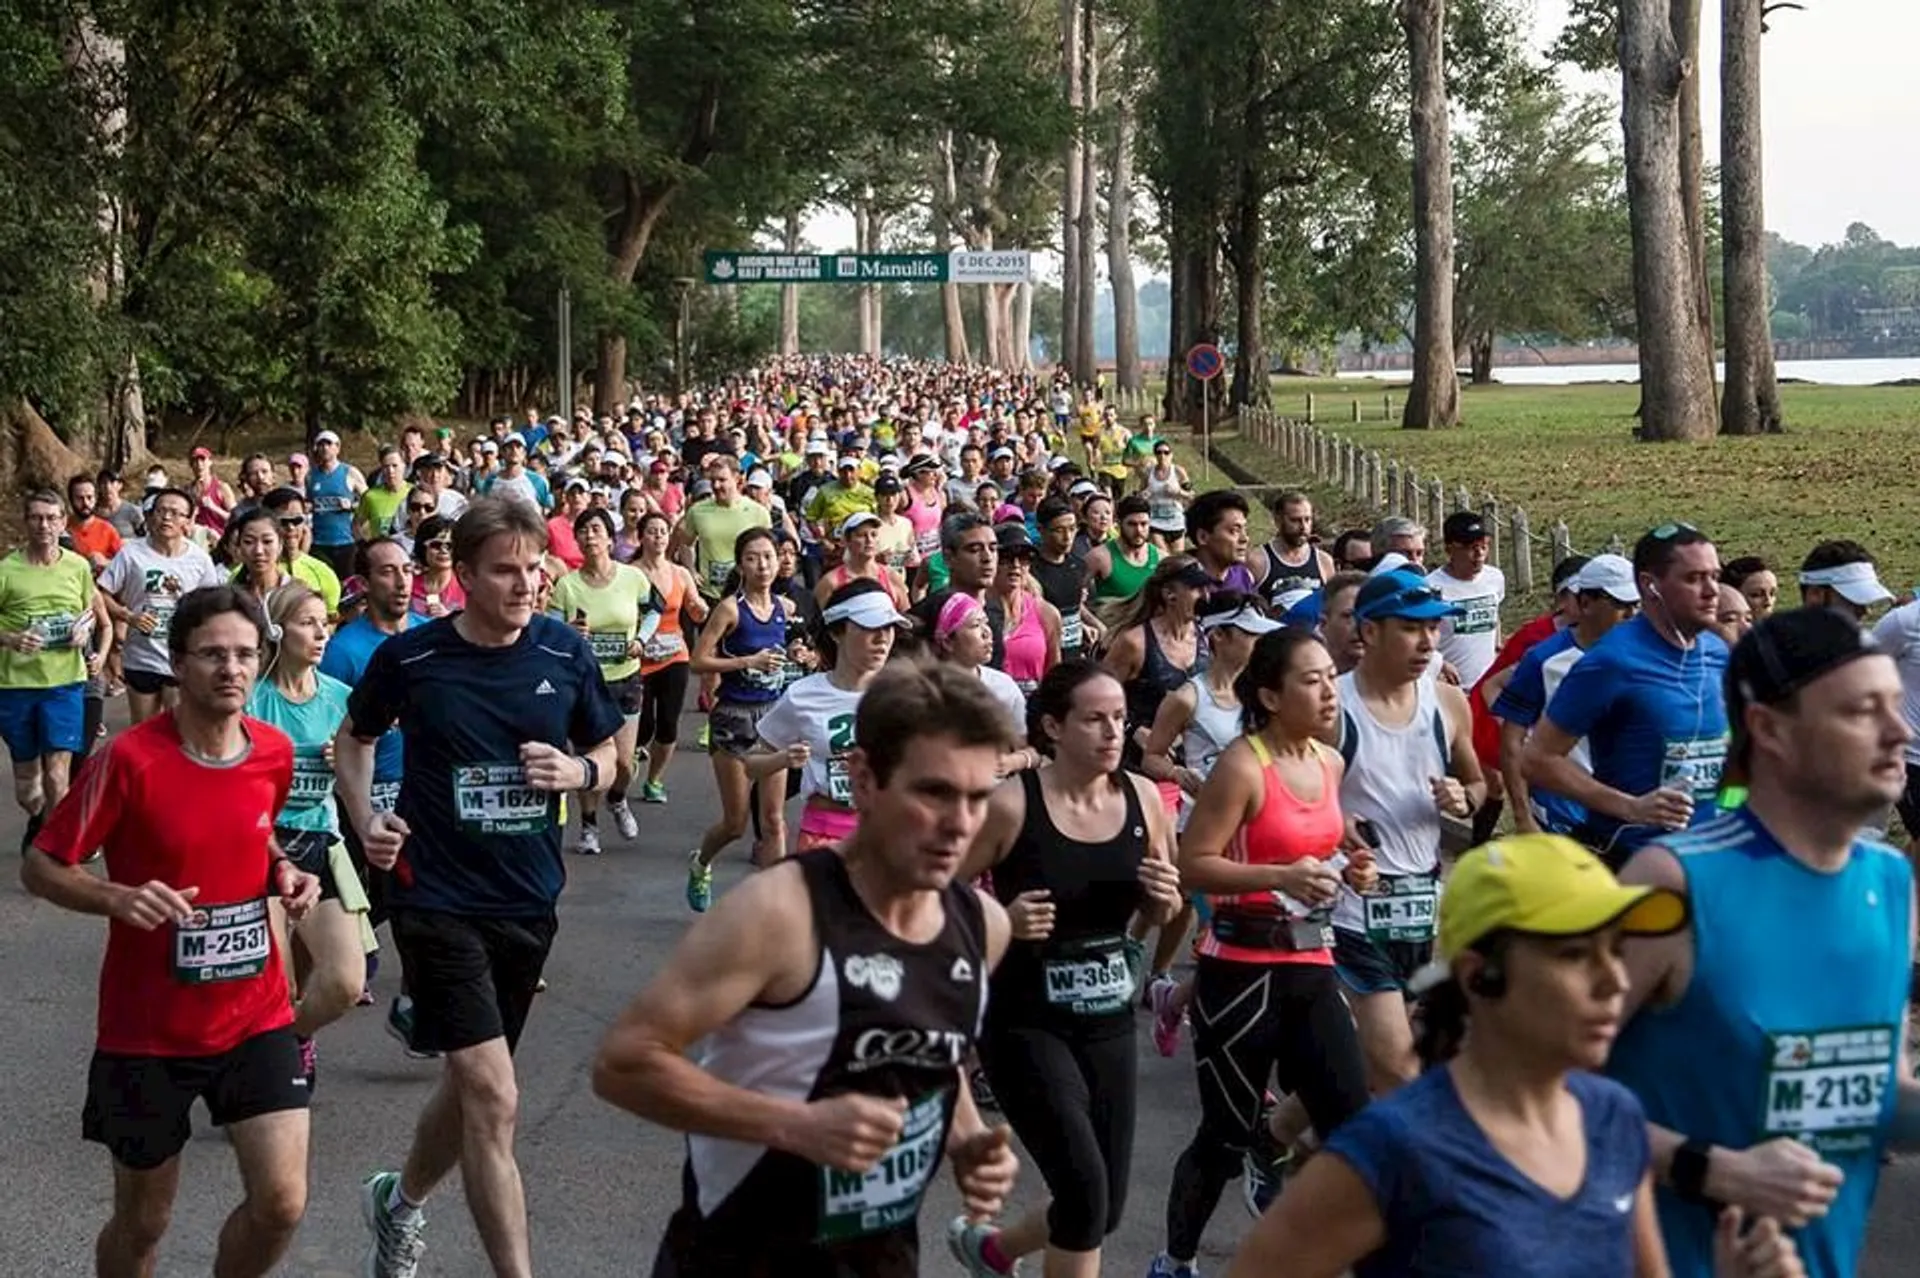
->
[902,457,946,563]
[989,527,1060,692]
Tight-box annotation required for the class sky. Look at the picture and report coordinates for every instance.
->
[804,0,1920,259]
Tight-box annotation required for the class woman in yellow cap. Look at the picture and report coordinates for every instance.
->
[1225,834,1802,1278]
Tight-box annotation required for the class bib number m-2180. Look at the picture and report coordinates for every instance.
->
[1364,874,1438,943]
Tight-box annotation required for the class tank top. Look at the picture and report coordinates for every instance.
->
[1203,560,1258,598]
[719,593,788,704]
[306,462,355,547]
[1145,466,1183,529]
[1095,537,1159,601]
[639,563,691,673]
[1606,811,1911,1278]
[1182,678,1242,787]
[999,594,1048,693]
[1330,669,1449,937]
[192,479,229,538]
[1257,541,1325,603]
[828,562,909,612]
[987,769,1148,1037]
[1198,737,1343,966]
[1123,619,1196,767]
[1029,554,1088,656]
[244,672,352,838]
[904,492,944,560]
[670,850,987,1274]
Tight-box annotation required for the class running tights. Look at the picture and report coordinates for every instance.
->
[1164,958,1370,1260]
[979,1023,1136,1252]
[637,662,690,745]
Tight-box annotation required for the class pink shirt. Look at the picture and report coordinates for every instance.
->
[547,516,584,570]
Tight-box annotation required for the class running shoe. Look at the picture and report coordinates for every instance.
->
[298,1035,317,1095]
[609,798,640,840]
[1242,1146,1290,1218]
[361,1170,428,1278]
[1147,975,1185,1058]
[697,722,711,752]
[641,780,668,804]
[20,810,43,856]
[576,826,602,856]
[947,1217,1020,1276]
[686,850,713,912]
[385,996,439,1061]
[1145,1255,1199,1278]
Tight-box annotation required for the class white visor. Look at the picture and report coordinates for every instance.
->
[1799,561,1893,606]
[822,592,912,630]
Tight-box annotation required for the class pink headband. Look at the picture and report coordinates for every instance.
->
[935,592,983,642]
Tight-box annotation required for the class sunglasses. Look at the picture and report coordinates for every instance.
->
[276,515,307,528]
[408,503,435,514]
[424,536,452,550]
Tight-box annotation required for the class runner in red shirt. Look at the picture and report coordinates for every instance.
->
[22,584,321,1278]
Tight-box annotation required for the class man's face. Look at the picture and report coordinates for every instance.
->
[363,541,415,622]
[1119,512,1150,549]
[1646,542,1721,635]
[1043,514,1076,557]
[456,533,543,631]
[1389,533,1425,566]
[380,454,405,487]
[989,455,1014,479]
[1763,654,1910,817]
[288,459,309,486]
[1447,536,1488,577]
[1363,615,1440,681]
[1200,509,1249,565]
[949,528,998,591]
[1278,500,1313,548]
[173,610,261,717]
[242,459,272,493]
[501,443,526,471]
[24,499,64,551]
[709,467,738,501]
[149,495,193,542]
[276,500,312,555]
[68,483,96,520]
[1338,537,1371,571]
[849,733,1002,890]
[315,439,338,466]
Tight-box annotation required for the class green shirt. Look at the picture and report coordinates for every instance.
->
[0,549,94,688]
[550,563,654,682]
[355,483,409,539]
[292,555,342,613]
[684,498,771,600]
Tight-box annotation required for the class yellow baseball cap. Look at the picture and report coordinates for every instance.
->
[1438,834,1688,961]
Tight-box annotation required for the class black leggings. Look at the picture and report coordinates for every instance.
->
[636,662,690,745]
[979,1023,1136,1252]
[1164,958,1370,1261]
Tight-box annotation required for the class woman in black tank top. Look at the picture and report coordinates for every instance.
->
[951,661,1183,1278]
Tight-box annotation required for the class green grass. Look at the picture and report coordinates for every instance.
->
[1193,374,1920,601]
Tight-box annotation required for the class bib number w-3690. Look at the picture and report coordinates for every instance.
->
[817,1091,946,1241]
[1043,937,1132,1015]
[1364,875,1438,943]
[173,898,271,984]
[453,763,551,835]
[1761,1025,1894,1157]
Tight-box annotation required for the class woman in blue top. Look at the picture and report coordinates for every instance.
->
[1226,834,1799,1278]
[246,582,370,1087]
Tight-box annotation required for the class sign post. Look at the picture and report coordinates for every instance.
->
[1185,342,1225,484]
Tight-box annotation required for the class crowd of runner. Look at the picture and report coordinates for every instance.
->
[6,351,1917,1277]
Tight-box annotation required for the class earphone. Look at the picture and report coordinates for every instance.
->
[1467,958,1507,999]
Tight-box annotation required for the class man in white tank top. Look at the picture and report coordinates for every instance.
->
[1325,569,1485,1095]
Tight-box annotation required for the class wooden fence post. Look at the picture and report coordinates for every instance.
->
[1427,480,1446,541]
[1605,533,1625,556]
[1455,484,1473,514]
[1403,467,1421,520]
[1367,452,1384,508]
[1510,506,1534,593]
[1383,460,1400,514]
[1306,393,1317,425]
[1383,393,1393,422]
[1550,521,1573,568]
[1480,493,1501,569]
[1351,399,1361,424]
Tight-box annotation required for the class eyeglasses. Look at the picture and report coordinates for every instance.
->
[186,646,259,668]
[407,503,435,514]
[276,516,307,528]
[424,536,452,551]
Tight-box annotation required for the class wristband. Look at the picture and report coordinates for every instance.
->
[1670,1138,1716,1204]
[575,754,600,792]
[267,855,293,893]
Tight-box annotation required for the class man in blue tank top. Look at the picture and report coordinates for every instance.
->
[1608,607,1919,1278]
[1522,523,1730,869]
[304,430,366,580]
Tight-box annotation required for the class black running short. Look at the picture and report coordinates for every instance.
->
[389,908,557,1054]
[83,1026,309,1171]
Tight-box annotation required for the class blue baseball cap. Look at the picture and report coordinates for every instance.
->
[1354,569,1466,622]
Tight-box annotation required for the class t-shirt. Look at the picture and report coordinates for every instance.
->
[245,673,352,836]
[1327,1067,1649,1278]
[1428,564,1506,689]
[68,515,123,568]
[683,497,772,600]
[1491,629,1592,834]
[33,714,295,1056]
[1540,614,1729,860]
[99,540,227,676]
[546,515,585,571]
[0,549,95,688]
[345,613,626,917]
[355,483,409,540]
[483,468,552,512]
[549,563,654,682]
[102,501,144,540]
[319,615,415,802]
[755,673,862,803]
[1871,601,1920,764]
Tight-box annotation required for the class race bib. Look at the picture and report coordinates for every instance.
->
[146,596,179,644]
[172,897,271,984]
[1364,873,1439,943]
[817,1091,946,1241]
[1761,1025,1895,1156]
[641,632,686,663]
[914,528,941,558]
[826,756,854,804]
[705,558,734,590]
[1042,935,1133,1015]
[1149,497,1180,525]
[1455,595,1499,635]
[452,762,552,835]
[741,655,787,691]
[29,612,78,648]
[1660,735,1728,802]
[370,780,400,815]
[287,749,334,810]
[317,493,353,512]
[1060,610,1083,654]
[587,630,631,664]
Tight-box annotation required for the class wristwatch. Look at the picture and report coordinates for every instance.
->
[575,754,600,793]
[1670,1138,1716,1205]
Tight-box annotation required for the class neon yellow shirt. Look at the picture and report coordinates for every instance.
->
[0,549,94,687]
[550,563,653,681]
[684,498,771,600]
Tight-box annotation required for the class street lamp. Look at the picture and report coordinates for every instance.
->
[670,277,696,396]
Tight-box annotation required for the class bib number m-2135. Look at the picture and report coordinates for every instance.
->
[1761,1025,1895,1157]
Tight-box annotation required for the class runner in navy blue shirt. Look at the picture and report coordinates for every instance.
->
[335,497,623,1278]
[1521,524,1729,869]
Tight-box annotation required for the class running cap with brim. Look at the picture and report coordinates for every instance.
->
[995,522,1035,553]
[1409,834,1689,993]
[1730,606,1881,711]
[904,455,942,477]
[563,477,590,492]
[1355,569,1466,622]
[503,432,527,449]
[822,592,913,630]
[1200,602,1283,635]
[805,439,831,456]
[1069,479,1100,498]
[1442,511,1488,543]
[745,469,772,489]
[1798,561,1893,606]
[989,446,1016,461]
[1282,590,1324,629]
[836,455,860,471]
[288,452,310,467]
[480,440,499,454]
[1573,553,1639,603]
[838,511,881,537]
[1047,456,1072,471]
[313,430,341,446]
[190,446,213,460]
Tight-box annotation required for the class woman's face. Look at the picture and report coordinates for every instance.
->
[1478,928,1629,1072]
[577,517,612,561]
[1740,569,1779,620]
[238,520,281,576]
[641,518,671,557]
[838,621,895,675]
[280,596,330,669]
[849,526,880,560]
[1205,624,1257,670]
[942,610,993,667]
[1045,674,1127,774]
[1261,637,1340,736]
[421,530,452,571]
[739,538,778,587]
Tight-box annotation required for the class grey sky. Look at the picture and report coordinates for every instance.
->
[1536,0,1920,246]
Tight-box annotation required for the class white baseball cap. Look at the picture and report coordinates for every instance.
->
[314,430,341,446]
[1573,553,1640,604]
[837,511,881,538]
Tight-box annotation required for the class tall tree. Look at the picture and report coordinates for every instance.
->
[1059,0,1084,378]
[1620,0,1718,439]
[1072,0,1100,383]
[1106,88,1142,393]
[1400,0,1460,428]
[1718,0,1782,434]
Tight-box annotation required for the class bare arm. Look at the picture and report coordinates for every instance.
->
[333,725,380,838]
[1141,683,1198,788]
[1438,682,1487,811]
[689,597,743,675]
[1499,720,1541,834]
[1224,1151,1386,1278]
[1101,624,1144,683]
[21,848,126,917]
[1177,742,1286,895]
[1522,718,1639,825]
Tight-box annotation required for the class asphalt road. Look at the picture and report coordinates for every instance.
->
[3,703,1918,1276]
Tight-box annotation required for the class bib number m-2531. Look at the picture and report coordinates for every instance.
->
[172,898,271,984]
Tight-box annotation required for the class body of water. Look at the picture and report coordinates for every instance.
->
[1355,356,1920,387]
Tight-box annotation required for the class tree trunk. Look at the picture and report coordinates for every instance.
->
[854,199,877,357]
[1072,0,1100,384]
[1162,228,1185,420]
[779,209,802,355]
[1718,0,1780,435]
[1059,0,1083,378]
[1621,0,1718,440]
[1671,0,1717,400]
[1227,61,1268,412]
[1168,222,1222,427]
[1470,333,1495,384]
[1107,91,1141,393]
[866,205,885,356]
[1400,0,1461,429]
[595,173,680,418]
[1013,281,1033,369]
[932,147,972,363]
